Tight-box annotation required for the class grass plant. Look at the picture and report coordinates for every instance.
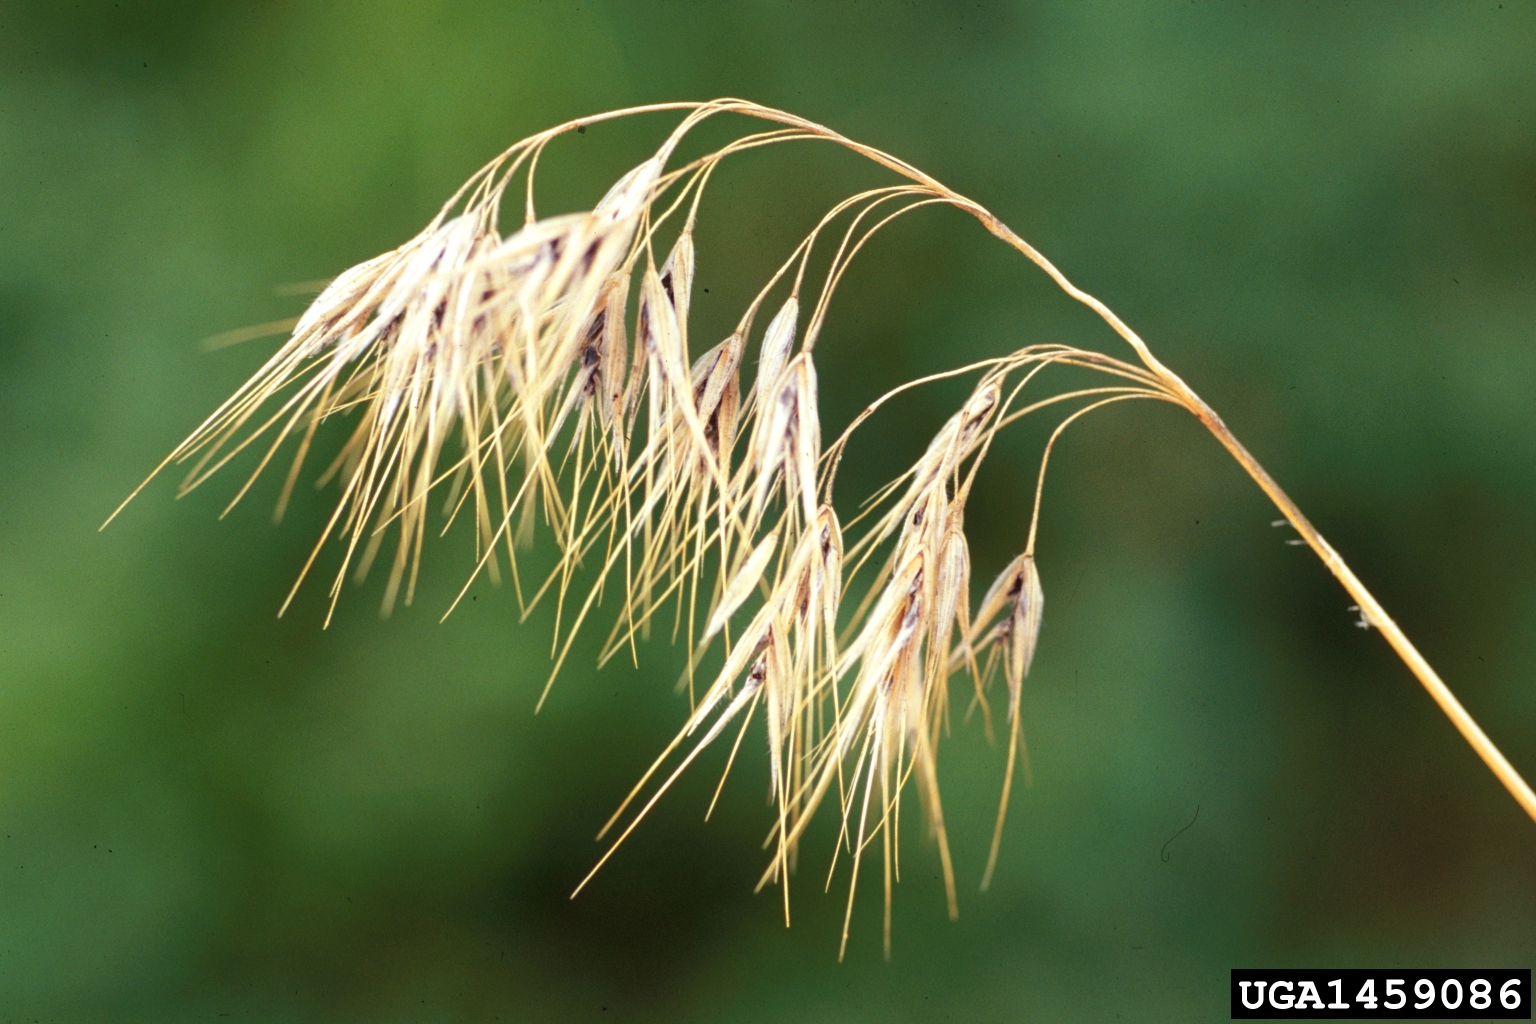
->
[103,99,1535,958]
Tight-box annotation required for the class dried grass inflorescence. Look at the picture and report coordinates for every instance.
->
[107,99,1536,957]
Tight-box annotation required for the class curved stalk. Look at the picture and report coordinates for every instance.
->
[1178,384,1536,824]
[967,211,1536,825]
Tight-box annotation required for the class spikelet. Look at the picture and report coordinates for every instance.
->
[754,296,798,416]
[971,551,1044,892]
[705,528,777,642]
[744,351,821,535]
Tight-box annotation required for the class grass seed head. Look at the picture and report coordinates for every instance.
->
[109,101,1255,952]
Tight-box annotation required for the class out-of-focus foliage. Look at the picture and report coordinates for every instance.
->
[1,2,1533,1020]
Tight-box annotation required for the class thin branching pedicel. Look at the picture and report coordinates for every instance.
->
[106,99,1536,958]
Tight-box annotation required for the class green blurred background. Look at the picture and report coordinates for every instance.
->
[2,2,1534,1020]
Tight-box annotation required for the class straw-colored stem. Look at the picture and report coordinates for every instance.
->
[1177,384,1536,824]
[945,203,1536,826]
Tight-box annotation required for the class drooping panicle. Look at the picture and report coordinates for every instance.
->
[113,104,1200,955]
